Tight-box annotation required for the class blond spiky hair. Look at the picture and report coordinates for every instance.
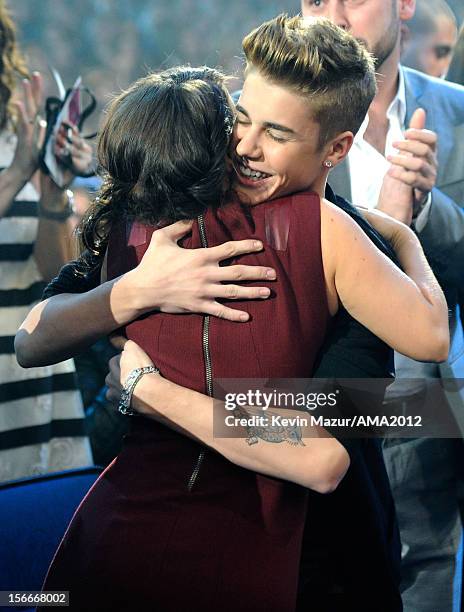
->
[242,14,377,147]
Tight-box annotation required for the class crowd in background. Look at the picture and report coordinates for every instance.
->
[12,0,294,132]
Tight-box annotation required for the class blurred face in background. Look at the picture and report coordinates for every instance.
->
[301,0,415,70]
[403,14,457,78]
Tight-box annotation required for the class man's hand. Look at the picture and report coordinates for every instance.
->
[377,173,414,225]
[123,220,277,323]
[386,108,438,210]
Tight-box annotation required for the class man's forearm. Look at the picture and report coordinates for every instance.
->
[15,273,145,367]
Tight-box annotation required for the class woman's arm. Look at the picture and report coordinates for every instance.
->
[34,124,94,282]
[0,74,46,218]
[320,199,449,362]
[106,339,350,494]
[15,223,276,367]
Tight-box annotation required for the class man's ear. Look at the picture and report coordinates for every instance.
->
[399,0,416,23]
[324,131,354,168]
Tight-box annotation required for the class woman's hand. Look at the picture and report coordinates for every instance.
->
[11,72,46,182]
[54,122,94,185]
[54,123,93,185]
[39,124,94,210]
[105,336,163,416]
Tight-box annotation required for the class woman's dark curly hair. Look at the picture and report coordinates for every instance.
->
[79,66,235,265]
[0,0,29,129]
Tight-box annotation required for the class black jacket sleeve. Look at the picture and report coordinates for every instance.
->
[42,255,101,300]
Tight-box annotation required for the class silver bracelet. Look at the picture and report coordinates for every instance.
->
[118,365,159,416]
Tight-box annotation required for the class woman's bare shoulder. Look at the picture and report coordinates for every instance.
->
[320,197,359,237]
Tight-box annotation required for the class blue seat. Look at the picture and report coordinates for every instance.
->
[0,467,102,610]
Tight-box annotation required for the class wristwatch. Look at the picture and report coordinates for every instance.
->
[118,365,160,416]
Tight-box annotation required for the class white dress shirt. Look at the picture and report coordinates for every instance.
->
[348,67,437,392]
[348,66,431,231]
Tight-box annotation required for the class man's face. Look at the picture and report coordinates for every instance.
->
[229,71,327,206]
[406,15,457,78]
[301,0,402,70]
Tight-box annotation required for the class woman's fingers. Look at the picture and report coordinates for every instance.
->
[206,239,264,262]
[13,100,28,129]
[156,219,194,244]
[30,71,44,109]
[33,116,47,150]
[201,300,250,322]
[210,283,271,301]
[22,79,37,121]
[211,263,276,283]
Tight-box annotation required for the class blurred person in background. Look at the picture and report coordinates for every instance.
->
[401,0,457,78]
[301,1,464,611]
[447,0,464,28]
[0,0,93,481]
[446,24,464,438]
[447,23,464,85]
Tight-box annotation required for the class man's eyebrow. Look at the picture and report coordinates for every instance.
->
[236,104,296,135]
[263,121,296,135]
[235,104,250,117]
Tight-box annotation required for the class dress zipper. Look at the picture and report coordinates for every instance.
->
[187,214,212,491]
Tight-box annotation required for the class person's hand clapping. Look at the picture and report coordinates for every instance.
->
[11,72,46,182]
[386,108,438,213]
[377,172,414,225]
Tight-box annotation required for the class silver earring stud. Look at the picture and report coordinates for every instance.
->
[324,160,333,168]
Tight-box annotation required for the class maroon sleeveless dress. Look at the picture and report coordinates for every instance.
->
[41,191,330,612]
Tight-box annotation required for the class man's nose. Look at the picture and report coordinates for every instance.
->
[323,1,350,30]
[235,128,262,159]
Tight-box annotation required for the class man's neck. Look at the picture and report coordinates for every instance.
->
[364,45,401,155]
[372,45,401,116]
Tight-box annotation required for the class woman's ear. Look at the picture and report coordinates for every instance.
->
[324,131,354,169]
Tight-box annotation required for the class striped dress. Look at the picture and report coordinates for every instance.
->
[0,130,92,482]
